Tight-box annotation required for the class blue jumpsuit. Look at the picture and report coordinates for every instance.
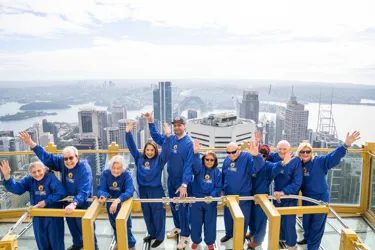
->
[98,169,136,248]
[249,161,284,244]
[269,153,303,247]
[149,123,194,237]
[301,145,347,250]
[32,145,98,248]
[4,172,66,250]
[222,151,264,238]
[190,153,223,246]
[126,132,171,241]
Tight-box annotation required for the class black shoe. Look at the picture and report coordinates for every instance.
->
[297,239,307,245]
[151,239,164,248]
[144,235,156,242]
[220,235,232,243]
[67,245,83,250]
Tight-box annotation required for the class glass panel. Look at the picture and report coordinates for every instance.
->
[371,157,375,214]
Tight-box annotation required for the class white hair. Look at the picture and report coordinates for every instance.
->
[277,140,291,148]
[62,146,79,156]
[28,161,48,172]
[108,155,127,170]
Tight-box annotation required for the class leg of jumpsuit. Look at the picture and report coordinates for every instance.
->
[151,186,166,241]
[47,217,65,250]
[283,200,297,247]
[240,200,251,241]
[108,205,137,248]
[203,202,218,246]
[190,202,203,244]
[252,202,268,244]
[273,201,285,241]
[302,202,312,241]
[168,178,180,230]
[33,217,50,250]
[305,193,329,250]
[66,217,83,246]
[224,199,250,239]
[249,201,256,237]
[139,186,156,238]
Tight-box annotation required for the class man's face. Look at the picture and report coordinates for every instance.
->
[277,144,290,160]
[173,122,185,136]
[63,151,78,169]
[226,144,240,161]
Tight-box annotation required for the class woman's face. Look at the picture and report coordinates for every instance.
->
[111,162,123,177]
[30,165,46,181]
[204,154,215,168]
[145,144,156,159]
[299,146,313,162]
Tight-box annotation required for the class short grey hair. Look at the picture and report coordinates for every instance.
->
[108,155,127,171]
[28,161,48,172]
[62,146,79,156]
[277,140,291,148]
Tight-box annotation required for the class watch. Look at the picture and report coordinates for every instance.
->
[182,183,187,188]
[73,201,78,207]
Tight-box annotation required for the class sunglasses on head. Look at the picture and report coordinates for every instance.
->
[226,149,238,155]
[299,150,312,155]
[205,158,215,162]
[64,156,76,161]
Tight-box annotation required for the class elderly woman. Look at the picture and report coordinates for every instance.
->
[98,155,136,250]
[190,140,222,250]
[268,140,303,250]
[19,131,97,250]
[125,121,171,248]
[296,131,360,250]
[0,160,66,250]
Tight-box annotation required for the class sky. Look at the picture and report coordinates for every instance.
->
[1,0,375,85]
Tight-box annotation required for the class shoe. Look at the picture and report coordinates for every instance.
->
[144,235,156,242]
[220,235,232,243]
[113,243,118,250]
[166,227,181,238]
[207,244,215,250]
[177,236,189,249]
[151,239,164,248]
[67,245,83,250]
[297,239,307,245]
[129,248,135,250]
[191,243,199,249]
[248,241,260,248]
[245,233,253,240]
[287,246,297,250]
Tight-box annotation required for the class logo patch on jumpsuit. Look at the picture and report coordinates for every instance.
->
[67,172,74,183]
[229,162,237,172]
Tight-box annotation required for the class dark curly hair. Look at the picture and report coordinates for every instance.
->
[201,151,218,168]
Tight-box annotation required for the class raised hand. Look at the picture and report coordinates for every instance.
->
[163,123,171,137]
[0,160,11,180]
[282,151,293,166]
[344,131,361,147]
[248,141,259,156]
[142,111,154,123]
[255,131,262,145]
[125,121,133,133]
[19,131,36,148]
[193,139,200,154]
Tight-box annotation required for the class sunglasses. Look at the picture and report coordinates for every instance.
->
[226,149,238,155]
[262,154,269,159]
[205,158,215,162]
[299,150,312,155]
[64,156,76,161]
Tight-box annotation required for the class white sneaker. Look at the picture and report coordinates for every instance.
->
[166,227,181,238]
[287,246,297,250]
[177,236,189,249]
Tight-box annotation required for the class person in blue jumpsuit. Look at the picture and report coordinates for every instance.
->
[19,131,98,250]
[190,140,222,250]
[296,131,360,250]
[0,160,66,250]
[220,141,264,244]
[247,145,294,249]
[125,121,171,248]
[144,113,193,249]
[98,155,136,250]
[268,140,303,250]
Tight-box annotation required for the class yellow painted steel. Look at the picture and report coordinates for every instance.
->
[116,198,133,250]
[82,198,101,250]
[108,142,120,160]
[224,196,244,250]
[255,194,280,250]
[0,233,17,250]
[339,228,368,250]
[0,209,26,219]
[29,207,87,218]
[276,205,329,215]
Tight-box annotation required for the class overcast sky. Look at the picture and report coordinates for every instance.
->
[1,0,375,85]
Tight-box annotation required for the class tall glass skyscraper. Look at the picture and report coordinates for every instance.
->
[153,81,172,130]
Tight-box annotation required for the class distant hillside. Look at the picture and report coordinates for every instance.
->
[20,102,70,110]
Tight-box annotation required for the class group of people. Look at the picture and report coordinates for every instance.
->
[0,111,360,250]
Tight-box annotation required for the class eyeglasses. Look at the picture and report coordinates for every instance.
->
[205,158,215,162]
[226,149,238,155]
[64,156,76,161]
[299,150,312,155]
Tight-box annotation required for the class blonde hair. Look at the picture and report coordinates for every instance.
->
[108,155,127,170]
[296,140,315,160]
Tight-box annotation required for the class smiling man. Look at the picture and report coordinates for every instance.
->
[19,131,98,250]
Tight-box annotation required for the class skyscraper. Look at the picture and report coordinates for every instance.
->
[42,119,58,144]
[275,107,286,144]
[104,127,120,146]
[187,109,198,119]
[284,95,309,147]
[239,90,259,123]
[78,108,108,149]
[111,105,127,127]
[153,81,172,130]
[137,115,150,149]
[118,119,138,149]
